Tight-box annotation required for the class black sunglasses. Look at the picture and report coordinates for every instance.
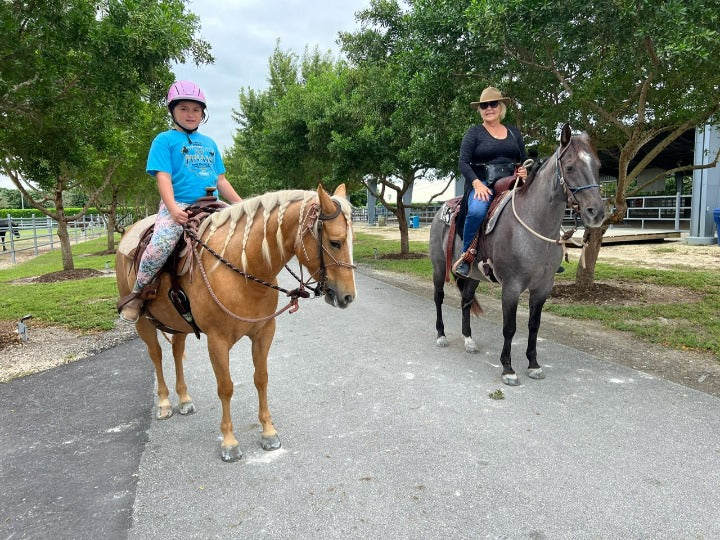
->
[479,100,499,110]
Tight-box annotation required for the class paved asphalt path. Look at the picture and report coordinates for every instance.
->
[2,270,720,539]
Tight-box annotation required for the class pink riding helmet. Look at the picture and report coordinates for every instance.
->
[167,80,207,110]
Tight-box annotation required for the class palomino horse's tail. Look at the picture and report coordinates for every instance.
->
[455,277,484,316]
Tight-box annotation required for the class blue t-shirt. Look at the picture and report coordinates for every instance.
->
[146,129,226,204]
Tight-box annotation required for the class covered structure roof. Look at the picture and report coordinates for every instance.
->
[598,129,696,179]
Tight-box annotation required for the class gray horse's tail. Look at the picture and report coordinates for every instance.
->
[456,277,484,316]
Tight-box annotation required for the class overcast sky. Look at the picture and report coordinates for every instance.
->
[174,0,369,151]
[0,0,369,189]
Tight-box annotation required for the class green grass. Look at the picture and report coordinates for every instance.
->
[0,237,120,332]
[354,231,720,360]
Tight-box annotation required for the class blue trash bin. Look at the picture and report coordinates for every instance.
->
[409,215,419,229]
[713,208,720,245]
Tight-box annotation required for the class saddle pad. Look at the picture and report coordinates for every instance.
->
[484,192,512,235]
[440,196,462,226]
[118,214,157,258]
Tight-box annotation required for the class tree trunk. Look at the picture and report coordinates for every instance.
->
[106,190,119,252]
[575,226,607,288]
[56,220,75,271]
[50,187,76,271]
[107,213,116,252]
[395,204,410,255]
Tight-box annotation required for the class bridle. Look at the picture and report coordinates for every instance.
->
[183,196,355,323]
[554,142,600,215]
[510,139,601,247]
[297,199,357,290]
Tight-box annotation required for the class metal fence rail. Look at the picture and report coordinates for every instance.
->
[0,214,107,265]
[353,195,692,230]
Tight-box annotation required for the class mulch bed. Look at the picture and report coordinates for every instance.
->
[550,282,646,305]
[31,269,106,283]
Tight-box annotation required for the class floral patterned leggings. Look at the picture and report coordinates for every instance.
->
[132,201,189,292]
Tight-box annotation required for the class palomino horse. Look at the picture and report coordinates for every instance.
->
[0,218,20,252]
[429,124,605,385]
[116,184,356,461]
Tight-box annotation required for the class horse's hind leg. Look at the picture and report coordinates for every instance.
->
[460,278,479,353]
[171,333,196,415]
[136,319,174,419]
[500,287,521,386]
[433,272,448,347]
[526,291,548,380]
[251,321,281,451]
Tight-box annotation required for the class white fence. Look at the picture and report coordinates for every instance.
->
[354,195,692,230]
[0,214,107,265]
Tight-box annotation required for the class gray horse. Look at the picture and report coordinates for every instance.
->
[429,124,606,385]
[0,218,20,252]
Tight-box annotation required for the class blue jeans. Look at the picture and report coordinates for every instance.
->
[462,186,494,252]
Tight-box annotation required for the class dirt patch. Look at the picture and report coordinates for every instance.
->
[379,252,426,260]
[550,281,704,306]
[31,268,106,283]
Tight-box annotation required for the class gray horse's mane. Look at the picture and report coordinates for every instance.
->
[524,132,595,188]
[198,189,352,271]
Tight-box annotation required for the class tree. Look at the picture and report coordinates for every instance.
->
[337,0,469,255]
[467,0,720,285]
[92,102,167,252]
[227,44,359,195]
[0,0,212,270]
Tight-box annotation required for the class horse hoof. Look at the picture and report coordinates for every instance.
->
[221,444,243,462]
[179,401,196,415]
[502,373,520,386]
[155,405,173,420]
[436,336,448,348]
[528,368,545,380]
[464,336,478,353]
[261,434,282,451]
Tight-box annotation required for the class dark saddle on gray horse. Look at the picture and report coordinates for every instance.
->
[441,175,522,282]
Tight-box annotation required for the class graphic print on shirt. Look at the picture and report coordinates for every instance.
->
[182,142,216,180]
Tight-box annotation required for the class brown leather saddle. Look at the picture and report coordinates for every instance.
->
[117,191,228,335]
[443,175,522,282]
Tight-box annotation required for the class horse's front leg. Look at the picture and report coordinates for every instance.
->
[251,320,281,451]
[171,333,196,415]
[500,286,521,386]
[207,334,241,462]
[136,319,174,420]
[525,290,548,380]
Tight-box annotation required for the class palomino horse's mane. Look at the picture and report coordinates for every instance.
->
[198,189,353,271]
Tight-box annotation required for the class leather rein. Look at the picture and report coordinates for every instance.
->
[183,198,355,323]
[510,142,600,247]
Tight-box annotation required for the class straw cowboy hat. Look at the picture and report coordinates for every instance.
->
[470,86,511,110]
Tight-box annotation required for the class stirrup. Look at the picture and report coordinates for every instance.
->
[118,294,143,323]
[454,260,471,278]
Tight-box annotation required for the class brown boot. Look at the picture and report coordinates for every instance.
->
[119,297,144,323]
